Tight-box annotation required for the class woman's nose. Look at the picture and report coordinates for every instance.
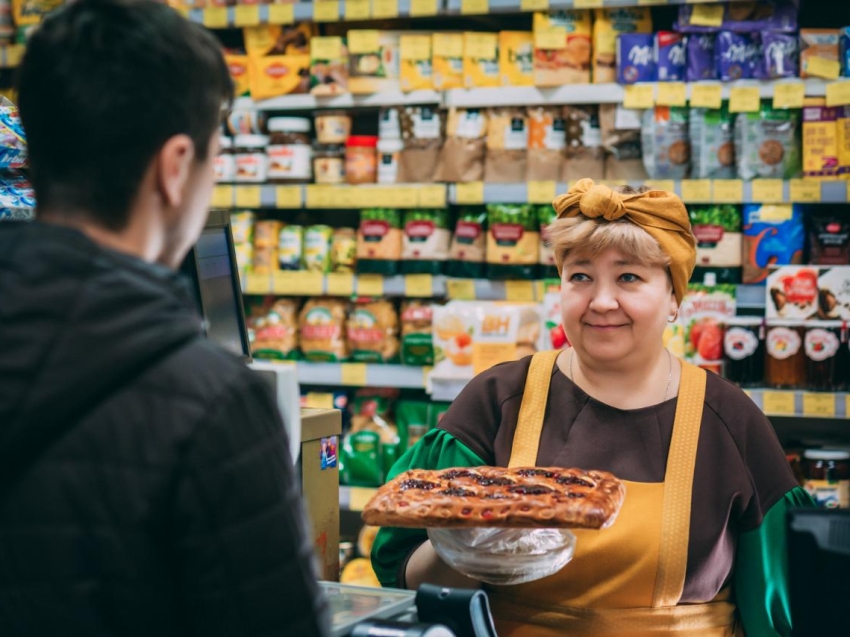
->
[588,286,619,312]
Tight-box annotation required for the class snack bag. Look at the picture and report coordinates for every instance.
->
[340,431,384,487]
[346,300,399,364]
[528,106,567,182]
[485,108,528,183]
[350,30,402,94]
[463,32,499,88]
[803,103,840,178]
[249,54,311,100]
[485,204,539,279]
[499,31,534,87]
[434,108,487,183]
[400,34,432,93]
[432,301,478,380]
[543,292,569,351]
[473,303,543,374]
[356,208,403,276]
[246,297,299,360]
[310,36,349,96]
[742,204,805,284]
[678,284,737,375]
[641,106,691,180]
[447,206,487,278]
[533,11,592,87]
[765,266,820,320]
[401,208,451,275]
[224,54,250,98]
[735,103,801,180]
[432,33,464,90]
[299,297,349,362]
[396,400,430,450]
[690,106,735,179]
[400,300,434,366]
[689,204,743,268]
[593,7,652,83]
[0,98,27,170]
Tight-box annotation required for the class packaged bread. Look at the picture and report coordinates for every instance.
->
[486,204,539,280]
[356,208,403,275]
[485,108,529,183]
[563,105,604,181]
[447,206,487,278]
[347,300,400,363]
[532,11,592,87]
[401,208,452,275]
[592,8,652,83]
[499,31,534,87]
[432,33,464,90]
[246,297,299,361]
[528,106,566,181]
[397,106,444,183]
[434,108,487,183]
[299,297,349,362]
[400,301,434,366]
[463,32,500,88]
[250,55,311,100]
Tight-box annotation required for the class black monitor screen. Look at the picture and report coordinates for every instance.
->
[181,218,250,359]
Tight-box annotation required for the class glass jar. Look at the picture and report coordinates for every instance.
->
[313,144,345,184]
[377,138,403,184]
[379,107,401,140]
[315,110,352,144]
[804,449,850,509]
[233,134,269,183]
[765,321,806,389]
[345,135,379,185]
[723,317,765,387]
[805,321,844,391]
[267,117,312,183]
[214,136,235,183]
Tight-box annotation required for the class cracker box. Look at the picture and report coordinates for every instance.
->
[803,103,840,178]
[690,204,743,268]
[592,7,653,84]
[349,30,402,95]
[499,31,534,87]
[432,33,464,90]
[742,204,805,284]
[765,266,821,320]
[463,32,500,88]
[399,33,431,93]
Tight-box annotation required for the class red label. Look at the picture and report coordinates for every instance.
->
[302,325,340,340]
[491,223,524,243]
[348,328,385,343]
[406,220,435,239]
[265,63,290,79]
[827,222,842,233]
[657,31,683,48]
[455,221,482,241]
[401,305,432,322]
[693,224,724,243]
[780,270,818,305]
[361,220,390,238]
[229,62,247,77]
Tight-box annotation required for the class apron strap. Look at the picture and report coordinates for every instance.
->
[652,361,707,608]
[507,350,562,468]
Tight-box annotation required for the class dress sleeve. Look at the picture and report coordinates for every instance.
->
[735,487,815,637]
[370,428,486,588]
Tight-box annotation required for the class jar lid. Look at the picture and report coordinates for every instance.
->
[234,134,269,147]
[219,136,233,149]
[804,449,850,461]
[725,317,763,326]
[377,138,404,153]
[346,135,379,148]
[268,117,311,133]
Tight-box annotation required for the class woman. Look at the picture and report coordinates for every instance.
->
[372,179,812,636]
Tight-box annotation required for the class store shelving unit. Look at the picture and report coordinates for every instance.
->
[0,44,24,69]
[232,89,442,113]
[296,361,431,388]
[339,485,378,513]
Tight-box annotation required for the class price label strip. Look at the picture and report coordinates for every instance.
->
[762,391,796,416]
[689,83,722,109]
[789,179,821,203]
[455,181,485,204]
[447,278,476,300]
[772,82,805,110]
[711,180,743,203]
[802,393,836,418]
[656,82,687,107]
[623,84,655,110]
[372,0,398,19]
[527,181,557,204]
[344,0,371,20]
[681,179,711,202]
[729,86,761,113]
[409,0,439,16]
[751,179,785,203]
[341,363,368,387]
[460,0,488,14]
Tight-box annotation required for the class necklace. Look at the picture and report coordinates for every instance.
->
[569,349,674,402]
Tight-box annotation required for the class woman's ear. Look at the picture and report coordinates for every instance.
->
[668,293,679,322]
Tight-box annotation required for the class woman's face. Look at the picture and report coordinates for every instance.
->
[560,248,677,366]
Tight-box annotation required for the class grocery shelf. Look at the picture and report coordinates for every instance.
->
[243,272,449,297]
[445,0,730,12]
[215,183,446,209]
[340,486,378,512]
[297,361,430,388]
[232,89,442,112]
[0,44,24,69]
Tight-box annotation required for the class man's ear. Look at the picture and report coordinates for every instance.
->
[156,134,195,209]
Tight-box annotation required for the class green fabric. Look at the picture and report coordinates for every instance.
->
[735,486,815,637]
[370,428,486,588]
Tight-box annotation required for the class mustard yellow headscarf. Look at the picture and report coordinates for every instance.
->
[552,178,696,305]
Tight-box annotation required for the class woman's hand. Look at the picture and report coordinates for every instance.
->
[404,540,483,590]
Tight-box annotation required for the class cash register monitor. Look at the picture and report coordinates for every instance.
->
[788,509,850,635]
[180,210,251,360]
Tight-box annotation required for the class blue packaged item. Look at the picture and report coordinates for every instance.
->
[686,34,717,81]
[676,0,799,34]
[715,31,761,81]
[617,33,655,84]
[656,31,686,81]
[0,98,26,170]
[758,31,799,79]
[742,204,805,284]
[841,27,850,77]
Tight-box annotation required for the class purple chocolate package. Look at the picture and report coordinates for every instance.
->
[758,31,799,79]
[656,31,687,82]
[715,32,762,81]
[617,33,656,84]
[686,34,717,81]
[676,0,799,34]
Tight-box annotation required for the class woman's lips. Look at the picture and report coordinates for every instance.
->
[585,323,627,331]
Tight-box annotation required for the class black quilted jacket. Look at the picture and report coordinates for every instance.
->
[0,222,330,636]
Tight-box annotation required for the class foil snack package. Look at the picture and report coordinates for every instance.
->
[686,34,717,82]
[617,33,655,84]
[656,31,686,82]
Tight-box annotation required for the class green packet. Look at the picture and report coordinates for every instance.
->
[396,400,430,451]
[340,431,384,488]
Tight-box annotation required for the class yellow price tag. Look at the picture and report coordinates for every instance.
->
[637,0,668,4]
[465,33,498,59]
[751,180,784,203]
[534,29,565,51]
[645,180,676,193]
[306,186,338,208]
[758,204,793,221]
[326,273,355,296]
[806,56,841,81]
[268,3,295,24]
[234,186,262,209]
[4,45,24,68]
[245,273,271,294]
[404,274,434,298]
[729,86,761,113]
[275,186,302,209]
[348,486,376,511]
[790,179,821,203]
[234,5,260,26]
[274,271,324,295]
[772,82,805,109]
[712,180,743,203]
[681,179,712,202]
[455,181,485,204]
[313,0,339,22]
[419,185,447,208]
[421,366,433,388]
[306,392,336,410]
[689,83,722,109]
[460,0,488,14]
[341,363,368,386]
[311,36,344,61]
[623,84,655,109]
[434,33,464,58]
[520,0,548,9]
[527,181,557,204]
[689,3,724,27]
[410,0,438,17]
[348,30,381,54]
[400,35,432,61]
[803,393,836,418]
[762,391,796,416]
[825,81,850,107]
[202,7,229,29]
[505,280,535,302]
[382,187,418,208]
[356,274,384,296]
[447,278,477,300]
[344,0,371,20]
[372,0,398,19]
[211,185,233,209]
[573,0,603,7]
[656,82,687,107]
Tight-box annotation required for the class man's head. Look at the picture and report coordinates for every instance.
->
[17,0,232,266]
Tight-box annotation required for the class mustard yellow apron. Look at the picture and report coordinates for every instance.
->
[486,350,743,637]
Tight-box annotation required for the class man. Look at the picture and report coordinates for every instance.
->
[0,1,329,635]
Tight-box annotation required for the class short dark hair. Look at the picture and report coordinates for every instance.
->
[17,0,232,230]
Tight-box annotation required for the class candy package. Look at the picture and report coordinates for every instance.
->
[0,98,27,170]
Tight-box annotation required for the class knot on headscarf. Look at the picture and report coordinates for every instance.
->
[551,178,697,305]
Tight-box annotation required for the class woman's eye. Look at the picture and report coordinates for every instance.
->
[569,273,590,282]
[620,273,641,283]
